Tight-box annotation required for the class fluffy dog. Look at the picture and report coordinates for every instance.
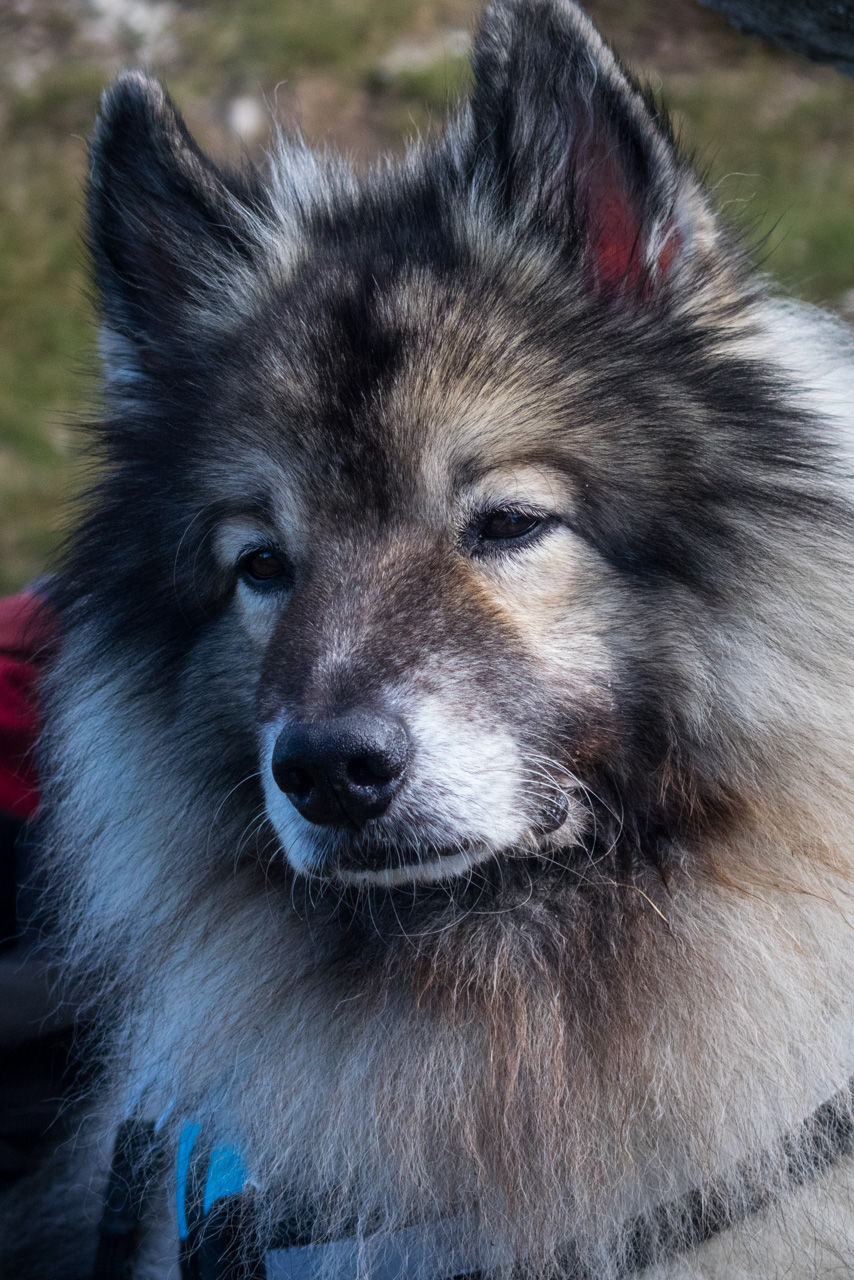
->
[7,0,854,1275]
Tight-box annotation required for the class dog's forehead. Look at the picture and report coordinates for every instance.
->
[215,254,583,528]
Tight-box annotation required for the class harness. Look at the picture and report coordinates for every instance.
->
[93,1080,854,1280]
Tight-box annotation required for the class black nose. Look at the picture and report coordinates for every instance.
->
[271,712,409,827]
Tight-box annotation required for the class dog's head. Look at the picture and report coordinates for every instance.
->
[78,0,819,893]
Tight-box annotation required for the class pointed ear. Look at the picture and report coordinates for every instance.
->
[88,72,270,358]
[467,0,713,299]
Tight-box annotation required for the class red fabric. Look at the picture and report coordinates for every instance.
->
[0,591,54,820]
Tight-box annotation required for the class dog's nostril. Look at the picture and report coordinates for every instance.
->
[280,764,313,798]
[346,753,401,788]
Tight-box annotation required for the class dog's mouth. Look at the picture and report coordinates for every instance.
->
[288,793,575,888]
[327,839,496,887]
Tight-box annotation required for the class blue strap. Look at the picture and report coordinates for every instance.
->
[264,1224,482,1279]
[176,1122,248,1240]
[203,1144,248,1214]
[175,1122,201,1240]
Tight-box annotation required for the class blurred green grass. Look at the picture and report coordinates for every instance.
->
[1,0,853,593]
[667,60,854,301]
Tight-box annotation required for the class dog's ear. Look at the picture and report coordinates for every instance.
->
[88,72,268,359]
[466,0,712,299]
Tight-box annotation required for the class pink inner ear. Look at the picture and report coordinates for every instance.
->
[588,189,647,293]
[582,152,681,299]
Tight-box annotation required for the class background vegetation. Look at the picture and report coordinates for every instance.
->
[2,0,853,593]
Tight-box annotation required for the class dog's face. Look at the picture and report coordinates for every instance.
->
[78,0,811,899]
[218,273,617,885]
[209,260,719,889]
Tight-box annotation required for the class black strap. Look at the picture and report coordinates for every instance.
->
[184,1197,265,1280]
[92,1119,164,1280]
[618,1078,854,1276]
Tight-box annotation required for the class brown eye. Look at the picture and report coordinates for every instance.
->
[478,510,542,541]
[238,548,290,586]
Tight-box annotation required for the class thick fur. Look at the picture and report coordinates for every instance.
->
[7,1,854,1275]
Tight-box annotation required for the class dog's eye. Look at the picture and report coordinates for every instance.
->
[477,510,543,542]
[237,548,290,587]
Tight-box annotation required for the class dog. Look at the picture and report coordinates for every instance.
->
[5,0,854,1275]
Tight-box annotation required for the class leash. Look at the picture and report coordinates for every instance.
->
[93,1079,854,1279]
